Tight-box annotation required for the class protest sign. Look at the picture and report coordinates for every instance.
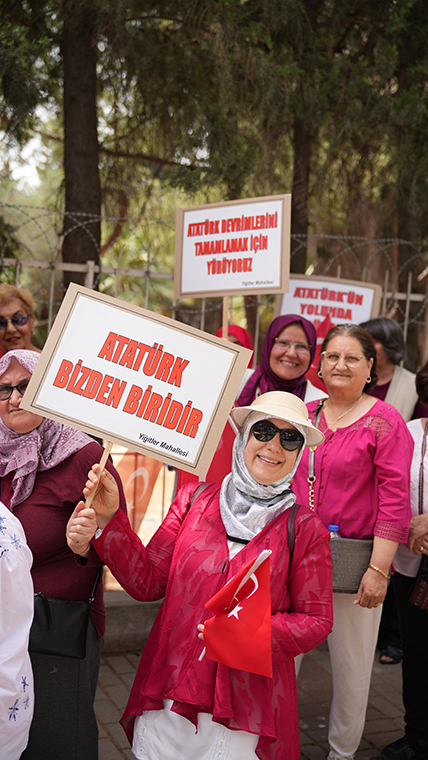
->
[175,194,291,299]
[20,284,252,477]
[274,274,381,329]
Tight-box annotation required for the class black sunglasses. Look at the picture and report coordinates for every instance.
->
[251,420,304,451]
[0,314,30,331]
[0,379,30,401]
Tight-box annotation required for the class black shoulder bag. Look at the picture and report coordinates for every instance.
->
[29,566,102,659]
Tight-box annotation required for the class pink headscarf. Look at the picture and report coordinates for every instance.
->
[0,350,93,509]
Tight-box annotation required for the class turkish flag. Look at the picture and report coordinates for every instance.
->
[305,314,333,392]
[203,550,273,677]
[116,451,162,533]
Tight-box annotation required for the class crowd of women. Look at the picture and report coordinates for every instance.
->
[1,284,428,760]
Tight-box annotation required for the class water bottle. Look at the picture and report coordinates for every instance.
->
[328,524,341,539]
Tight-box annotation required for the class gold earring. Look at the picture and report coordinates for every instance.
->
[317,370,323,380]
[366,374,371,383]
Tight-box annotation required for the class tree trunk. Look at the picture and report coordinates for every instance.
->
[289,0,324,275]
[394,7,428,372]
[397,195,421,372]
[62,0,101,290]
[290,116,311,274]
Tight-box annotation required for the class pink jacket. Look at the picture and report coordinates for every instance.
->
[93,482,333,760]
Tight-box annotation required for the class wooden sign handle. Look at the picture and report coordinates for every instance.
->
[85,441,113,508]
[222,295,229,338]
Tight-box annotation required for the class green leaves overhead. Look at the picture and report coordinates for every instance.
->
[1,0,428,267]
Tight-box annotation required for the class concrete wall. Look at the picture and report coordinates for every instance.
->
[103,589,162,653]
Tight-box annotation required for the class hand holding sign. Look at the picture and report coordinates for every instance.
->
[67,441,118,554]
[82,462,120,529]
[66,502,97,557]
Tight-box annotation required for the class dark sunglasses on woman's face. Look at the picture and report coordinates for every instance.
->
[0,379,30,401]
[251,420,304,451]
[0,314,30,331]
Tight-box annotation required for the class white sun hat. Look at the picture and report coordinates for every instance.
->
[230,391,324,448]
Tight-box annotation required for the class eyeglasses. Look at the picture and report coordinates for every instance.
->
[273,338,311,354]
[0,379,30,401]
[251,420,304,451]
[321,351,366,367]
[0,314,30,332]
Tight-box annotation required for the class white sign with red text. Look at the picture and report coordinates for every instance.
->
[21,285,251,477]
[275,275,381,329]
[175,194,291,298]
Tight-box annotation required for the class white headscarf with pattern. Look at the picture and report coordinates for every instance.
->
[220,410,306,541]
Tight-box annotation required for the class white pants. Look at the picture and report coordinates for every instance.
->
[296,593,382,760]
[132,700,258,760]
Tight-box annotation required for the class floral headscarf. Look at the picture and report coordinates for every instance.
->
[0,350,93,508]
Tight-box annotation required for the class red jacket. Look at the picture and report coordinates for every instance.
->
[93,481,333,760]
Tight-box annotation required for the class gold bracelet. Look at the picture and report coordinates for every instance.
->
[368,563,390,580]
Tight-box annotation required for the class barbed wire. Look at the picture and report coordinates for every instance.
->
[1,201,427,327]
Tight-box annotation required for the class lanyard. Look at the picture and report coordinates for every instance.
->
[307,399,326,511]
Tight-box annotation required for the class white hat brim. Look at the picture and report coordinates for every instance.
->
[230,392,324,448]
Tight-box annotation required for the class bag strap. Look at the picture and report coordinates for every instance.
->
[418,422,428,515]
[307,399,325,511]
[287,502,300,568]
[89,566,102,604]
[224,501,301,568]
[186,482,210,513]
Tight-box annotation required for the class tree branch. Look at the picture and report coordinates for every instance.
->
[35,131,198,170]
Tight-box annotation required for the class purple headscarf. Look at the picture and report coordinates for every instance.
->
[0,349,93,509]
[236,314,317,405]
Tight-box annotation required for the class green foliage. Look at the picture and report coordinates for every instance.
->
[1,0,428,310]
[0,1,60,144]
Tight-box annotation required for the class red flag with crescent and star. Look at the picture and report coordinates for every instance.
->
[202,549,272,677]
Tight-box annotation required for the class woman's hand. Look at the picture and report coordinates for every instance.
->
[66,502,97,557]
[354,567,388,608]
[84,463,120,529]
[354,536,396,608]
[197,623,205,641]
[407,513,428,554]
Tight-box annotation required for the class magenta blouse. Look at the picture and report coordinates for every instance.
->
[292,399,413,542]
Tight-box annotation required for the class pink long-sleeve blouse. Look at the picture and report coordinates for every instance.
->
[292,399,413,541]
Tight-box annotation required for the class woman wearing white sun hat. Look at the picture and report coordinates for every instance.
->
[67,391,333,760]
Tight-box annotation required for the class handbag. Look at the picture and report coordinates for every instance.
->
[309,399,373,594]
[29,566,102,659]
[409,422,428,610]
[409,556,428,610]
